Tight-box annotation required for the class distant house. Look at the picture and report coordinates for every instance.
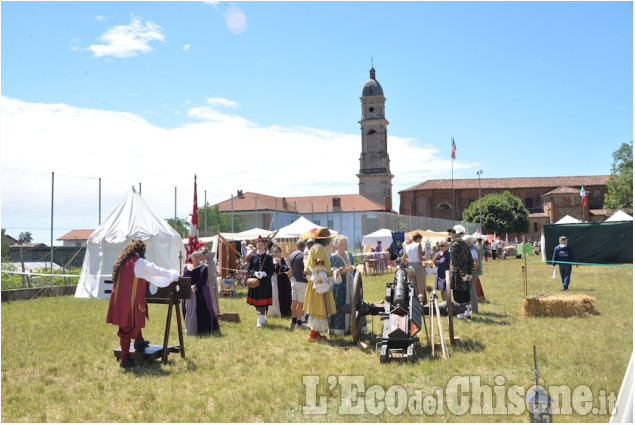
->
[57,229,94,247]
[2,233,20,246]
[211,190,393,249]
[399,175,610,240]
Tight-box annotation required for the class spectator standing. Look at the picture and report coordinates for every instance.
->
[552,236,578,290]
[401,233,427,302]
[433,239,451,302]
[288,240,308,329]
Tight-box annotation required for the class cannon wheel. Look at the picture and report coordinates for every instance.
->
[350,271,364,344]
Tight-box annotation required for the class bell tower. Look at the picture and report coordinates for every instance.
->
[357,67,393,208]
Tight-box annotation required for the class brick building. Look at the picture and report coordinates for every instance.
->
[399,175,610,239]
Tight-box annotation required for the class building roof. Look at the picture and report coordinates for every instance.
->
[57,229,94,241]
[400,175,610,193]
[213,191,388,214]
[540,186,581,197]
[362,68,383,97]
[2,233,19,245]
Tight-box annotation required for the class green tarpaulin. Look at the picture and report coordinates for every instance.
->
[543,221,633,264]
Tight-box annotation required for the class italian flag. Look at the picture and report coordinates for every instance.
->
[580,184,587,206]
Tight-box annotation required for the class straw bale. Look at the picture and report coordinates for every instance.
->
[522,293,596,317]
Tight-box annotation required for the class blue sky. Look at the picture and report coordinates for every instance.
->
[1,1,633,244]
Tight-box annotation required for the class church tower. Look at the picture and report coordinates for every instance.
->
[357,67,393,208]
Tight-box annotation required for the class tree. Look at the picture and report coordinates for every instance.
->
[197,205,244,236]
[604,141,633,210]
[166,217,190,238]
[18,232,32,243]
[462,191,530,235]
[1,229,10,259]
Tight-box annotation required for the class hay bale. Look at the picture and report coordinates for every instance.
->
[522,293,596,318]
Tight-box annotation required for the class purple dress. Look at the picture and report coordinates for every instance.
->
[182,264,220,335]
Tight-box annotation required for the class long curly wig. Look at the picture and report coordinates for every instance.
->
[112,239,146,282]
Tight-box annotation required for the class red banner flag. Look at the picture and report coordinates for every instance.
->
[186,175,199,263]
[451,138,456,160]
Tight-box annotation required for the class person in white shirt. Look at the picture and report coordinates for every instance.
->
[401,233,427,302]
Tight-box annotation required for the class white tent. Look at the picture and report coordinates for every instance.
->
[606,210,634,222]
[361,228,394,248]
[274,216,327,239]
[75,190,186,299]
[184,228,275,245]
[555,215,581,224]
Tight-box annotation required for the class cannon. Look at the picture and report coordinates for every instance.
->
[348,264,423,363]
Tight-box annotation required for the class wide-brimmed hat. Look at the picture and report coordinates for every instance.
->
[464,235,475,243]
[448,224,466,235]
[300,227,331,241]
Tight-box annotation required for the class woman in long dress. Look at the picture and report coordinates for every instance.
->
[182,250,220,335]
[329,235,366,335]
[303,227,337,342]
[273,246,292,318]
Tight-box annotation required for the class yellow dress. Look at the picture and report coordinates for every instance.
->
[303,243,337,332]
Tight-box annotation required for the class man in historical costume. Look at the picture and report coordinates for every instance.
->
[107,239,180,368]
[247,236,275,328]
[464,236,480,315]
[447,225,474,319]
[552,235,578,290]
[302,227,337,342]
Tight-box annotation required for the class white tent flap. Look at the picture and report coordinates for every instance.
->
[361,228,394,248]
[76,190,186,299]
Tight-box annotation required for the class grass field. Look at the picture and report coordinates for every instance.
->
[1,257,632,422]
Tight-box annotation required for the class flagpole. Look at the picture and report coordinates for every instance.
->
[451,138,456,222]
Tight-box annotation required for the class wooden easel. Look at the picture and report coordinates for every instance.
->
[108,277,192,364]
[429,290,449,360]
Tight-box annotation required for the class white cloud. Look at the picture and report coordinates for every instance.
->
[89,15,165,58]
[205,97,238,108]
[183,44,191,51]
[0,96,475,243]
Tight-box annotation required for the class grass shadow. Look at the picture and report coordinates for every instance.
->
[450,337,485,353]
[468,315,511,326]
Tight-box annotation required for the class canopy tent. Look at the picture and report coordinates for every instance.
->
[361,229,394,248]
[275,216,322,239]
[543,221,633,264]
[184,228,275,245]
[555,215,581,224]
[75,190,186,299]
[405,229,449,244]
[606,210,633,222]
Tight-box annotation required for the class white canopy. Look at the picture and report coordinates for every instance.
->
[555,215,581,224]
[185,228,275,245]
[361,228,394,248]
[274,216,331,239]
[606,210,633,222]
[75,190,186,299]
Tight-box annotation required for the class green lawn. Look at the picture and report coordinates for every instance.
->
[1,257,632,422]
